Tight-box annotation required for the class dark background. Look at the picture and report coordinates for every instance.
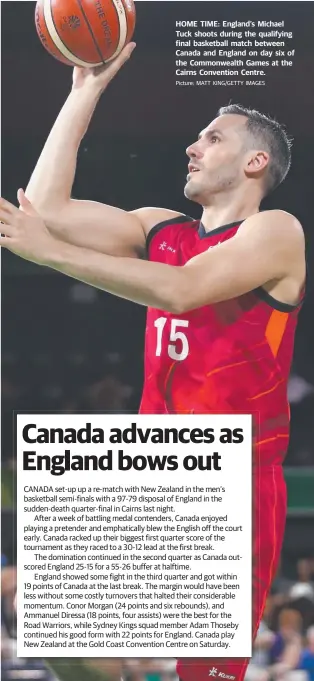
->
[2,0,314,564]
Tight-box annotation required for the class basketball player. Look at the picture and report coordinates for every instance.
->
[0,44,306,681]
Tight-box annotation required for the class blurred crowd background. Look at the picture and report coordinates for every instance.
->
[2,2,314,681]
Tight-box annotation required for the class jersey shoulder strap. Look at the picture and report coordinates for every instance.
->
[146,214,196,250]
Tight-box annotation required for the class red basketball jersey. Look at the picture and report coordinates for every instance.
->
[139,215,303,466]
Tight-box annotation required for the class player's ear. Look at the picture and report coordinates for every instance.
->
[245,150,269,178]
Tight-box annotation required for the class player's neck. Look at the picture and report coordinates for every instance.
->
[201,192,261,233]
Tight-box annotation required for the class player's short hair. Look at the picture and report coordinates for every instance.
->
[217,104,293,195]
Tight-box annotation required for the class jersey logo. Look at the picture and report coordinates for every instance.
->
[159,241,176,253]
[208,241,222,250]
[208,670,235,680]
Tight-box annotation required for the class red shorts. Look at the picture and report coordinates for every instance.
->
[176,466,287,681]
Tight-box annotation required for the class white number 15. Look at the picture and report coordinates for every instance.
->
[154,317,190,361]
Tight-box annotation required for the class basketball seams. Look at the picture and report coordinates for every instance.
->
[107,0,127,61]
[75,0,106,64]
[43,0,103,67]
[38,0,133,66]
[35,2,74,66]
[103,0,121,61]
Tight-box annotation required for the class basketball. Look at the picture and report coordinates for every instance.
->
[35,0,136,67]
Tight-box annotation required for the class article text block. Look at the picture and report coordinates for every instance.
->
[16,413,252,658]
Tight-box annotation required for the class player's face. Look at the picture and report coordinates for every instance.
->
[184,114,249,203]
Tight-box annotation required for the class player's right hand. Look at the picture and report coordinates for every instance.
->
[72,42,136,93]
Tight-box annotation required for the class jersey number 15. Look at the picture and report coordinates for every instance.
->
[154,317,190,361]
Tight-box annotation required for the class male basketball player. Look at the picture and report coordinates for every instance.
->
[1,44,306,681]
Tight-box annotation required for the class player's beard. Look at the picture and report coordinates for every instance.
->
[184,166,241,205]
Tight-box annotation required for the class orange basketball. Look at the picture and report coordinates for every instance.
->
[35,0,136,67]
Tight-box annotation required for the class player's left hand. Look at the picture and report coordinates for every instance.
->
[0,190,54,264]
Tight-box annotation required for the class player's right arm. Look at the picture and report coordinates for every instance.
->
[24,44,178,258]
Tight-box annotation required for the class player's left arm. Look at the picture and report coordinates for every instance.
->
[0,203,305,311]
